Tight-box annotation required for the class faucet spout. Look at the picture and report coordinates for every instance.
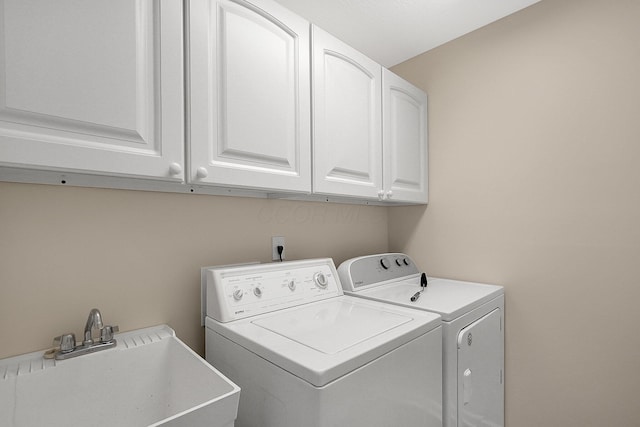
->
[83,308,104,345]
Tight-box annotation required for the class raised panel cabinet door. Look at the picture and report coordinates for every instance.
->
[382,69,428,204]
[189,0,311,192]
[0,0,184,181]
[312,25,382,200]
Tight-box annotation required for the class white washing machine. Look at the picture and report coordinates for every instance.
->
[338,253,504,427]
[203,258,443,427]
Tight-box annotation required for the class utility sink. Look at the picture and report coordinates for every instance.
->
[0,325,240,427]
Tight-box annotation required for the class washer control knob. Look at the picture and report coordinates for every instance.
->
[313,272,328,289]
[380,258,390,270]
[232,289,243,301]
[253,287,262,297]
[403,257,410,266]
[288,280,296,291]
[395,258,403,267]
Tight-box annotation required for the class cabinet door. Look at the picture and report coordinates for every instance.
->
[312,25,382,200]
[382,69,428,204]
[0,0,184,181]
[189,0,311,192]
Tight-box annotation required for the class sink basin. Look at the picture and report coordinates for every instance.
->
[0,325,240,427]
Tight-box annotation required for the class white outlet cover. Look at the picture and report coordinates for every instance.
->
[272,236,285,261]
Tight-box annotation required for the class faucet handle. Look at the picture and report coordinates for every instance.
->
[53,333,76,353]
[100,325,119,343]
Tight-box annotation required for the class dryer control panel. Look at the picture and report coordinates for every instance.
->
[205,258,343,322]
[338,253,420,291]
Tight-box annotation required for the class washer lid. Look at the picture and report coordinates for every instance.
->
[206,295,441,387]
[355,277,503,321]
[252,299,411,354]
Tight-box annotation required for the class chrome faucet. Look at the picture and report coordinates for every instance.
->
[50,308,119,360]
[83,308,103,345]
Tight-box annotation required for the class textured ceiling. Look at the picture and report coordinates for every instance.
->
[273,0,541,67]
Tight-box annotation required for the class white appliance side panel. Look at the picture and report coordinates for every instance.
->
[441,295,504,427]
[457,308,504,427]
[206,326,442,427]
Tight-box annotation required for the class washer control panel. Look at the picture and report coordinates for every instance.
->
[337,253,420,291]
[205,258,342,322]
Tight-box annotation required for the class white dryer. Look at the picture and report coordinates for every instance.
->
[338,253,504,427]
[203,258,443,427]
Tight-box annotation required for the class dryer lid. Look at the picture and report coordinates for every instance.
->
[356,278,503,321]
[206,295,441,386]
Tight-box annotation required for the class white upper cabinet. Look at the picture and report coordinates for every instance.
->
[312,26,427,204]
[0,0,425,203]
[382,69,428,204]
[0,0,184,181]
[188,0,311,193]
[312,25,383,200]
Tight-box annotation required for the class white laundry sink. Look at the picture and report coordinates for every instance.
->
[0,325,240,427]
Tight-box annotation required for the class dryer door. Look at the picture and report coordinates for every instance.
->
[457,308,504,427]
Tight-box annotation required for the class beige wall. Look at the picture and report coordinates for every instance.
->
[390,0,640,425]
[0,182,388,359]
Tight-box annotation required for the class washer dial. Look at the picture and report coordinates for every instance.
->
[313,272,328,288]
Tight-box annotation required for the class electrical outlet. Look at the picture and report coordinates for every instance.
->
[272,236,285,261]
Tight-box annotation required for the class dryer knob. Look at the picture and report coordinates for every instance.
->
[403,257,410,266]
[395,258,403,267]
[380,258,390,270]
[288,280,296,291]
[232,289,243,301]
